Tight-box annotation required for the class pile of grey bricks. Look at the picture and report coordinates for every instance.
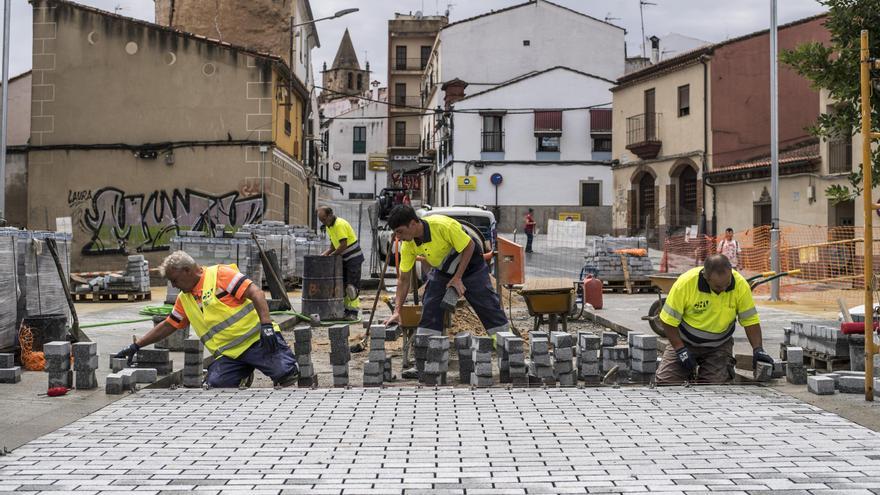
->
[413,334,430,382]
[601,332,630,382]
[423,336,449,386]
[240,222,299,283]
[166,232,264,304]
[551,332,576,387]
[808,371,880,397]
[0,352,20,383]
[471,336,494,387]
[496,332,527,386]
[182,338,204,388]
[78,255,150,294]
[73,342,98,389]
[455,333,473,384]
[44,341,73,388]
[784,346,808,385]
[528,333,554,385]
[628,332,658,383]
[363,326,387,387]
[136,347,173,375]
[383,326,398,382]
[577,332,601,384]
[105,368,158,395]
[582,236,653,282]
[785,320,850,359]
[0,234,17,351]
[294,326,317,387]
[329,324,350,387]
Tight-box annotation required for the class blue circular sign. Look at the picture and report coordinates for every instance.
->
[490,173,503,186]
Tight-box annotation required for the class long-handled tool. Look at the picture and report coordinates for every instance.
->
[250,233,293,312]
[351,239,393,353]
[45,237,85,343]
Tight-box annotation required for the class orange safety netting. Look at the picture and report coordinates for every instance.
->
[661,225,880,311]
[18,324,46,371]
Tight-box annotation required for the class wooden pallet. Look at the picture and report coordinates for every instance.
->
[780,344,850,372]
[71,291,152,302]
[603,279,653,294]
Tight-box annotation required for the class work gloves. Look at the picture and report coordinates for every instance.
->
[114,343,140,365]
[260,323,279,354]
[675,346,697,373]
[752,346,774,369]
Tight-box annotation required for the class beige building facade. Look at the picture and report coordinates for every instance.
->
[29,0,313,271]
[4,71,31,227]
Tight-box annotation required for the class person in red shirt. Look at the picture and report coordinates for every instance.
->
[524,208,536,253]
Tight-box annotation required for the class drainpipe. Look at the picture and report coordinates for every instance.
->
[699,54,716,236]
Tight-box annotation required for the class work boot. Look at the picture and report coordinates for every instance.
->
[276,366,300,388]
[345,284,358,301]
[401,366,419,380]
[344,310,360,321]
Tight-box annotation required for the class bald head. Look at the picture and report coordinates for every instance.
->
[317,206,335,227]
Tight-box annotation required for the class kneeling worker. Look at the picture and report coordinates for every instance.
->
[655,254,773,384]
[383,205,509,347]
[318,206,364,320]
[114,251,299,387]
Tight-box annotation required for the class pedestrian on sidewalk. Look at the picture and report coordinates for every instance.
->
[717,227,740,269]
[318,206,365,321]
[654,254,773,384]
[113,251,299,388]
[524,208,536,253]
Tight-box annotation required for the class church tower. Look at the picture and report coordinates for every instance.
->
[321,29,370,102]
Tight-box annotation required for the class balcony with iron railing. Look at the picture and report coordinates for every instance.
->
[390,133,421,149]
[625,112,662,160]
[481,131,504,153]
[828,137,853,174]
[391,57,430,72]
[389,95,424,111]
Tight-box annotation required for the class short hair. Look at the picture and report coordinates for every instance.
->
[528,208,534,213]
[387,205,419,229]
[703,254,732,276]
[160,250,197,277]
[317,206,333,216]
[725,227,734,233]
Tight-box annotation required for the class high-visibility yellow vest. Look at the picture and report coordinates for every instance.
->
[178,265,276,359]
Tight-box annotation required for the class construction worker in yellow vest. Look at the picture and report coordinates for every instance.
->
[113,251,299,387]
[318,206,364,320]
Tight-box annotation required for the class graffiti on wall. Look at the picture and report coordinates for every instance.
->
[72,187,263,255]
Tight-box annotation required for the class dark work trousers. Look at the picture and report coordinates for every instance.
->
[417,262,509,336]
[525,232,534,253]
[205,333,298,387]
[342,254,364,311]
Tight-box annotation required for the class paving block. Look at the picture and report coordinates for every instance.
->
[786,346,804,364]
[602,345,630,360]
[474,362,493,377]
[839,375,866,394]
[368,350,386,362]
[553,360,574,374]
[422,372,447,386]
[601,332,618,347]
[363,361,382,375]
[44,355,71,372]
[72,342,97,360]
[183,338,204,353]
[807,375,835,395]
[331,364,349,377]
[140,361,173,375]
[530,338,549,355]
[48,370,73,388]
[579,361,600,377]
[0,353,13,368]
[73,355,99,371]
[631,333,657,350]
[630,359,658,374]
[130,368,158,383]
[558,371,577,387]
[426,349,449,362]
[137,348,170,364]
[553,347,574,360]
[529,362,555,379]
[471,336,493,352]
[75,370,98,389]
[184,352,203,365]
[0,366,21,383]
[293,341,312,356]
[531,353,551,366]
[578,350,598,363]
[470,373,493,387]
[385,327,400,341]
[43,341,71,356]
[471,351,492,363]
[105,374,124,394]
[630,347,657,362]
[550,332,573,348]
[753,361,773,382]
[772,359,785,379]
[298,363,314,377]
[503,337,524,354]
[455,333,472,349]
[182,375,203,388]
[786,364,807,385]
[155,326,191,351]
[579,333,601,351]
[109,357,127,373]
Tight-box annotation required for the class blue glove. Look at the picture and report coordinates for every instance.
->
[260,323,279,354]
[752,346,774,369]
[114,343,140,365]
[675,346,697,373]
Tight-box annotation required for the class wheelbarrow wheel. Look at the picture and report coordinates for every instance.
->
[569,296,583,320]
[648,298,667,338]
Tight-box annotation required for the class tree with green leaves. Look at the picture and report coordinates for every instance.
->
[780,0,880,204]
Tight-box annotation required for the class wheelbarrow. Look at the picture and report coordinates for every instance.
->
[520,285,575,333]
[643,270,802,337]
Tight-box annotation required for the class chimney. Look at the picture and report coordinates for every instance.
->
[649,36,661,64]
[442,78,468,108]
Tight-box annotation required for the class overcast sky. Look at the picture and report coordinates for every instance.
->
[5,0,827,83]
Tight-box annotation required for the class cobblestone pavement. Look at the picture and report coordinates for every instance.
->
[1,386,879,494]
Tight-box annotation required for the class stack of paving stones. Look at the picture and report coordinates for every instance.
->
[240,222,298,283]
[329,324,351,388]
[136,347,173,375]
[44,341,73,388]
[495,331,515,383]
[0,234,18,351]
[413,333,430,382]
[422,336,449,386]
[72,342,98,389]
[551,332,576,387]
[628,332,658,383]
[105,368,158,395]
[807,375,835,395]
[582,236,652,282]
[182,338,204,388]
[363,326,386,387]
[600,331,629,380]
[383,326,398,382]
[293,326,317,387]
[785,320,849,361]
[785,346,807,385]
[528,335,554,385]
[577,332,601,384]
[471,336,494,387]
[154,315,191,351]
[81,255,150,294]
[503,334,528,386]
[0,352,21,383]
[455,333,473,384]
[109,357,127,373]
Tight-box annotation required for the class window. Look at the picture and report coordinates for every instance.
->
[395,46,407,70]
[357,73,363,90]
[283,91,291,136]
[592,135,612,152]
[353,126,366,154]
[581,182,601,207]
[678,85,690,117]
[537,136,560,152]
[420,46,432,70]
[347,72,353,89]
[394,83,407,106]
[395,121,407,147]
[353,161,366,180]
[523,40,530,46]
[481,114,504,152]
[322,130,329,152]
[283,183,290,224]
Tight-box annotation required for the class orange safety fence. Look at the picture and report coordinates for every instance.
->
[662,225,880,310]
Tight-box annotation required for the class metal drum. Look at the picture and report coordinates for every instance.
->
[301,255,344,321]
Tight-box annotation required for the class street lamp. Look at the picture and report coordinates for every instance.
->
[294,8,359,28]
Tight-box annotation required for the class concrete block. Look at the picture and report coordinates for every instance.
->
[474,362,493,377]
[503,338,523,354]
[74,355,99,371]
[44,355,70,372]
[293,326,312,342]
[72,342,97,359]
[48,370,73,388]
[786,364,807,385]
[155,326,190,351]
[424,361,449,374]
[839,375,866,394]
[455,333,472,349]
[183,338,204,353]
[470,373,493,387]
[553,347,574,360]
[298,363,314,377]
[332,364,349,377]
[578,350,598,363]
[531,331,548,341]
[529,362,555,379]
[182,375,203,388]
[849,343,866,371]
[130,368,158,383]
[110,357,127,372]
[43,341,70,356]
[807,375,835,395]
[601,332,618,347]
[105,374,124,394]
[0,354,13,368]
[141,361,173,375]
[753,362,773,382]
[293,341,312,355]
[602,345,630,360]
[772,359,785,379]
[471,336,493,352]
[385,327,399,341]
[184,352,203,366]
[631,359,658,374]
[363,361,382,375]
[630,347,657,362]
[471,351,492,363]
[558,371,577,387]
[428,336,449,350]
[530,338,549,354]
[579,333,601,351]
[422,372,447,386]
[550,332,573,348]
[368,350,386,362]
[631,334,657,350]
[137,348,170,363]
[0,367,21,383]
[553,360,573,374]
[75,370,98,389]
[786,347,804,364]
[531,353,551,366]
[579,361,600,377]
[332,376,349,387]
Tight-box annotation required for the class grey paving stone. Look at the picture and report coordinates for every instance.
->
[0,353,13,368]
[839,375,867,394]
[0,366,21,383]
[807,375,835,395]
[42,341,70,356]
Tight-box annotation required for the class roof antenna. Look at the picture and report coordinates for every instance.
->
[114,4,123,14]
[604,13,621,23]
[639,0,657,58]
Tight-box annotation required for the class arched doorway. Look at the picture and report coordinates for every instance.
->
[630,168,657,241]
[669,160,699,231]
